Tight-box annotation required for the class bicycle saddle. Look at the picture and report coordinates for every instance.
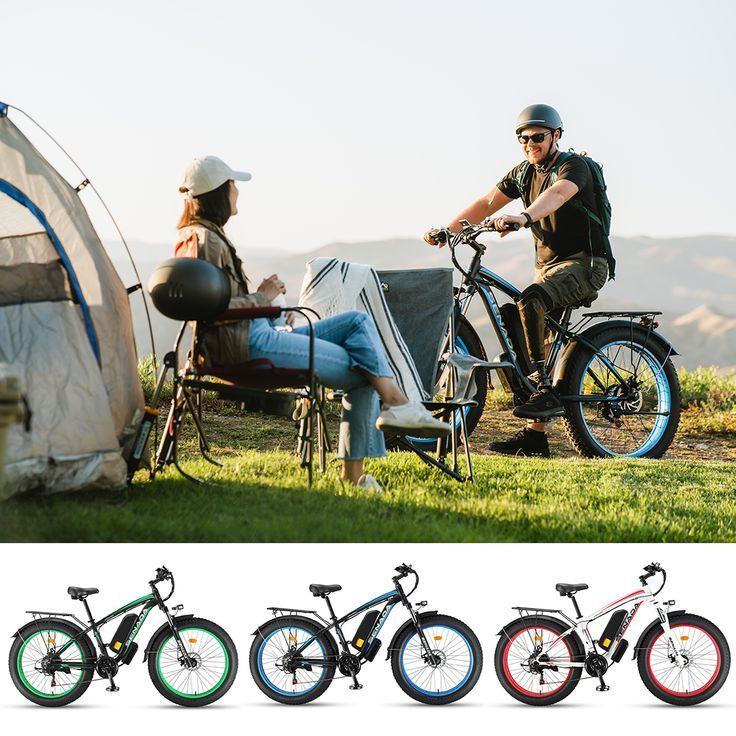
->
[67,586,99,600]
[309,584,342,597]
[555,583,588,596]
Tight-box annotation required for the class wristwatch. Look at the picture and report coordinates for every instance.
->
[521,212,533,228]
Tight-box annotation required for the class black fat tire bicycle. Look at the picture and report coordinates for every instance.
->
[494,563,730,706]
[9,567,238,707]
[422,221,682,458]
[249,564,483,705]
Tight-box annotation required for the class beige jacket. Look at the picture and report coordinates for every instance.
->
[175,219,270,367]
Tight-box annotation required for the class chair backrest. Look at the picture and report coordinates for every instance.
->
[376,268,454,395]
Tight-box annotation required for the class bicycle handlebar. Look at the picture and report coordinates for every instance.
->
[639,562,666,595]
[149,566,175,602]
[393,563,414,579]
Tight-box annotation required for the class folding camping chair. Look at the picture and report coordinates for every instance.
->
[129,258,330,485]
[375,268,499,483]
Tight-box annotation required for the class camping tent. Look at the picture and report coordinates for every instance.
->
[0,103,144,496]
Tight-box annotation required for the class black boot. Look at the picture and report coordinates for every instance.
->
[513,386,565,420]
[489,428,550,458]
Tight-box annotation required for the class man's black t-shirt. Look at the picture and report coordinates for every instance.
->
[496,153,605,266]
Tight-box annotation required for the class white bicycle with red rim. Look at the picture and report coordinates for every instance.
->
[494,562,730,706]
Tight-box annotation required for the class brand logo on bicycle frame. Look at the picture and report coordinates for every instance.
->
[367,603,394,647]
[616,602,642,642]
[124,609,149,648]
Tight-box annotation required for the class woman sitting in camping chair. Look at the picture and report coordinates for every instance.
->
[176,156,450,491]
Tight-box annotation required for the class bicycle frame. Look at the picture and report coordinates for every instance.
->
[25,578,187,672]
[441,219,674,411]
[516,585,683,670]
[275,577,432,668]
[457,259,636,402]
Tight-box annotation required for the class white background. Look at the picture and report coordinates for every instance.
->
[0,543,732,733]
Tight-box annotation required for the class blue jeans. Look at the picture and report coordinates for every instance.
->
[248,311,392,460]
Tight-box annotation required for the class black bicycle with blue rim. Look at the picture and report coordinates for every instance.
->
[249,563,482,705]
[413,220,681,458]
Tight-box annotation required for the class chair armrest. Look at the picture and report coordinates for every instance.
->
[215,306,283,321]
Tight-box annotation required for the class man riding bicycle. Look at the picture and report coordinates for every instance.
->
[425,104,609,457]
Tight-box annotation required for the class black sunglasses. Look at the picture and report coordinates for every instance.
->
[518,131,552,144]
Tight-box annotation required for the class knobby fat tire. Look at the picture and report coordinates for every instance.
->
[636,613,731,706]
[559,325,681,458]
[249,616,336,705]
[147,617,238,707]
[9,618,95,707]
[494,616,583,706]
[390,614,483,705]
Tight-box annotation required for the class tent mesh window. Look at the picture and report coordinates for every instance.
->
[0,192,72,306]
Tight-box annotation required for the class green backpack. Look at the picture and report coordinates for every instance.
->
[516,150,616,280]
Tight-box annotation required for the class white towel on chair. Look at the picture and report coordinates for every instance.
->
[299,257,427,401]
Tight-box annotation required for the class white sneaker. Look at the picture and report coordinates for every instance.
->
[357,473,383,493]
[376,401,452,438]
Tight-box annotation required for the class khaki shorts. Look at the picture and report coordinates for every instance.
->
[533,252,608,311]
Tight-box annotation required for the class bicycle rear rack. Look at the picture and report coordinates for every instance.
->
[511,606,577,626]
[25,610,87,628]
[267,606,330,626]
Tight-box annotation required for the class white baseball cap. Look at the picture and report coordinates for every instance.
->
[179,155,252,198]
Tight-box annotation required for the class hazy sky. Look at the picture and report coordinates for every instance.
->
[4,0,735,256]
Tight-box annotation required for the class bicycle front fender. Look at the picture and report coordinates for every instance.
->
[630,610,686,660]
[384,611,439,660]
[554,320,679,388]
[142,614,195,662]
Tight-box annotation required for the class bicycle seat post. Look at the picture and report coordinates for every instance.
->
[568,593,583,619]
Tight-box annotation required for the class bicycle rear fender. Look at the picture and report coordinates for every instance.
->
[554,320,679,388]
[12,616,86,640]
[251,614,339,658]
[384,610,439,659]
[142,614,195,662]
[497,614,585,654]
[630,610,686,660]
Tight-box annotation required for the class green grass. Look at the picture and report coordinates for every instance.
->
[1,450,733,543]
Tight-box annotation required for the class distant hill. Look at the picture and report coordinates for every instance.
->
[117,234,736,371]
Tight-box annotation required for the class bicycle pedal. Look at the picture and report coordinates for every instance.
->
[106,685,120,692]
[349,684,364,690]
[596,684,610,692]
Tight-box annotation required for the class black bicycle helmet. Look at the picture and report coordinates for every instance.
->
[515,104,564,134]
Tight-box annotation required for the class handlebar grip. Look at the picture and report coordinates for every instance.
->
[434,230,448,245]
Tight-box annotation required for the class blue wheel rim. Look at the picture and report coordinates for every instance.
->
[577,340,672,457]
[257,626,327,697]
[399,624,474,697]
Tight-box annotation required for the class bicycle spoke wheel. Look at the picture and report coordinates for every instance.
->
[637,614,730,705]
[17,629,84,698]
[257,626,327,697]
[9,619,94,707]
[149,617,237,706]
[561,326,680,458]
[391,614,482,704]
[502,626,573,698]
[494,617,582,706]
[249,616,336,704]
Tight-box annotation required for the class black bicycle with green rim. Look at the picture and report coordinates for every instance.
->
[9,566,237,707]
